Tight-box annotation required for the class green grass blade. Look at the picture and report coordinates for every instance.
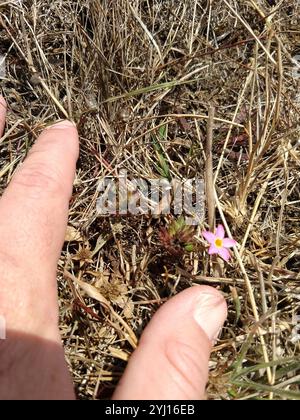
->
[101,79,198,104]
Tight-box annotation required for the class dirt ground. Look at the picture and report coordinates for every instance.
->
[0,0,300,399]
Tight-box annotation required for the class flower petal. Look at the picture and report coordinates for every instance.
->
[216,224,225,239]
[202,230,216,245]
[218,247,230,261]
[208,244,219,255]
[223,238,237,248]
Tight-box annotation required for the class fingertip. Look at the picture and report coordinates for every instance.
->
[41,119,79,160]
[0,116,80,271]
[151,285,227,342]
[192,286,228,341]
[48,120,77,130]
[114,285,228,400]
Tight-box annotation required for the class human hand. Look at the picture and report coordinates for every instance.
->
[0,96,227,400]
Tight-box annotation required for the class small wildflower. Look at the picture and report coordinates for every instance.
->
[202,224,237,262]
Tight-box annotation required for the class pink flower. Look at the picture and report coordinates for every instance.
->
[202,224,237,262]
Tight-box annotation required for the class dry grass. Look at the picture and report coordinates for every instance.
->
[1,0,300,400]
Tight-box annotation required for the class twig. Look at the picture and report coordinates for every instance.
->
[206,105,215,231]
[214,190,273,384]
[223,0,276,65]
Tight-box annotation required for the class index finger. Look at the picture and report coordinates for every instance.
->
[0,115,79,275]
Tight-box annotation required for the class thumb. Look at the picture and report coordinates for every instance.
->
[113,286,227,400]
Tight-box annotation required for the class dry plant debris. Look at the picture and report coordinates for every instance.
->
[0,0,300,400]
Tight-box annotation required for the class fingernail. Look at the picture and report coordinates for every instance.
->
[194,292,226,342]
[49,120,76,130]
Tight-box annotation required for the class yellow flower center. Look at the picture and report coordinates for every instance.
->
[215,238,223,248]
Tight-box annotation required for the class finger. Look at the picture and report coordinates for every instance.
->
[113,286,227,400]
[0,95,6,135]
[0,120,79,275]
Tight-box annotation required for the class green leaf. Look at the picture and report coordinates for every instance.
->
[232,379,300,400]
[185,243,194,252]
[101,79,198,104]
[152,128,171,180]
[231,357,300,381]
[158,124,167,140]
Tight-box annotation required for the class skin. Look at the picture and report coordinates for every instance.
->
[0,96,227,400]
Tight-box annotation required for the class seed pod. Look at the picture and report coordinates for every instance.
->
[30,73,42,86]
[118,107,131,122]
